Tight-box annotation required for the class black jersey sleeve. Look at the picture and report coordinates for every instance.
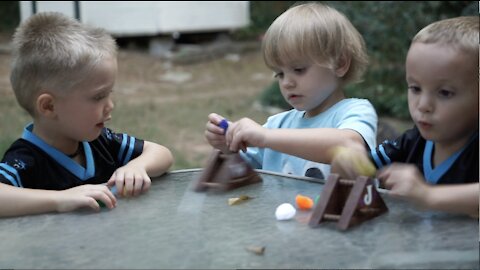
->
[368,126,422,169]
[0,141,36,187]
[99,128,144,166]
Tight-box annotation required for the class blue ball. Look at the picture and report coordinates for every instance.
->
[219,119,229,134]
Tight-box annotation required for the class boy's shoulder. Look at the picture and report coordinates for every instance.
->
[0,139,39,187]
[334,98,374,111]
[320,98,377,122]
[2,138,38,163]
[265,109,302,127]
[264,98,376,127]
[0,127,123,170]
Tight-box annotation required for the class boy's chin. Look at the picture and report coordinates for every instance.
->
[417,129,436,141]
[85,132,102,142]
[291,104,308,111]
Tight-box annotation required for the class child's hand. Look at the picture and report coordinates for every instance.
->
[377,163,429,206]
[225,118,267,152]
[205,113,231,153]
[55,184,116,212]
[107,164,151,197]
[330,146,376,179]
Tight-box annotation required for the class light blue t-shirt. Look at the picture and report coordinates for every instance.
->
[240,98,377,178]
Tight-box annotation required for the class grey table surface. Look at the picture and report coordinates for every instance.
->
[0,170,478,269]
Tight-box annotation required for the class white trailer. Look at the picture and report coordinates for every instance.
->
[19,1,250,37]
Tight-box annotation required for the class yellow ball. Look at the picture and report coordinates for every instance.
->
[332,146,376,177]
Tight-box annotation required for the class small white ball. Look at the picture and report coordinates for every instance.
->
[275,203,296,221]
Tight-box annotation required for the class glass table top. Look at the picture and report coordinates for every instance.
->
[0,170,478,269]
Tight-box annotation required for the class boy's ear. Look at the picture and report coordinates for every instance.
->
[36,93,56,117]
[335,54,351,78]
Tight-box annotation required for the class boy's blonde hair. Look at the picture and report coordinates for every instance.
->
[412,16,479,56]
[10,12,117,116]
[262,2,368,85]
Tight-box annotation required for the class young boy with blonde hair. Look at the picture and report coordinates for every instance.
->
[0,12,173,217]
[205,2,377,178]
[368,16,478,217]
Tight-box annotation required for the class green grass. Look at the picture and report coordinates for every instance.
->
[0,49,413,170]
[110,93,271,170]
[0,96,31,155]
[0,50,273,170]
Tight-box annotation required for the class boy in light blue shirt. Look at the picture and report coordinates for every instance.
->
[205,3,377,178]
[236,99,375,178]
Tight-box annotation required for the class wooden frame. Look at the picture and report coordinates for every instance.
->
[309,174,388,230]
[193,149,262,192]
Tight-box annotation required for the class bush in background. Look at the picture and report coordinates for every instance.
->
[259,81,291,110]
[0,1,19,32]
[1,1,477,118]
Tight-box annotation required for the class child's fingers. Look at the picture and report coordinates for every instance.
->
[226,123,242,152]
[101,186,117,206]
[205,134,228,151]
[240,142,247,153]
[107,175,116,187]
[224,124,233,148]
[205,128,226,142]
[141,174,152,193]
[376,166,391,181]
[208,113,225,125]
[377,168,394,189]
[111,171,125,196]
[123,172,134,197]
[92,191,116,209]
[85,197,101,211]
[206,121,226,136]
[132,174,144,196]
[229,131,243,153]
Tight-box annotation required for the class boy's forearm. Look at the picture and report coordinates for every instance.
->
[0,184,58,217]
[264,128,365,164]
[132,141,173,177]
[424,183,479,217]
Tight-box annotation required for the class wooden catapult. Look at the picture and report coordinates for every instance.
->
[309,174,388,230]
[193,149,262,192]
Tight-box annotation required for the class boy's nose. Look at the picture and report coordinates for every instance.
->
[281,76,296,89]
[106,99,114,113]
[417,95,432,113]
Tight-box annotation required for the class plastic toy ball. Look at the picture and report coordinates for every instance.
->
[296,194,314,210]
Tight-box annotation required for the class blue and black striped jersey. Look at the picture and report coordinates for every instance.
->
[0,124,144,190]
[369,126,478,185]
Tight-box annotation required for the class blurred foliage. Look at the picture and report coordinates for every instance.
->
[1,1,477,118]
[232,1,297,41]
[249,1,478,118]
[259,81,291,110]
[0,1,19,32]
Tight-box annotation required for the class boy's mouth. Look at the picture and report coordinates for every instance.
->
[288,94,303,100]
[417,120,432,129]
[96,117,111,128]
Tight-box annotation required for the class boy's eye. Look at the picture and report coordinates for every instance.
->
[293,67,306,74]
[438,89,454,98]
[94,94,106,101]
[408,86,421,93]
[93,90,112,101]
[274,72,284,79]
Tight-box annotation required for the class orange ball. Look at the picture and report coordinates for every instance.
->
[296,194,314,210]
